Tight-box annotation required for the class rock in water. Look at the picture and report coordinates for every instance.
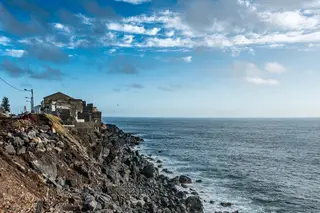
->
[185,196,203,213]
[179,175,192,184]
[5,144,16,155]
[220,202,232,207]
[162,168,173,174]
[141,164,155,178]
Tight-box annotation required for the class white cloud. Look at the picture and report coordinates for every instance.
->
[264,10,319,30]
[115,0,151,4]
[3,49,25,58]
[269,43,284,48]
[53,23,71,33]
[0,36,11,46]
[308,43,320,48]
[265,62,286,74]
[123,35,134,44]
[140,37,194,48]
[234,61,283,86]
[76,14,93,25]
[109,49,117,54]
[107,23,160,35]
[182,56,192,63]
[166,30,175,37]
[246,77,280,85]
[67,37,89,49]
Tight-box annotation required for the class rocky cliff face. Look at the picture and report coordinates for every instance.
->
[0,114,203,213]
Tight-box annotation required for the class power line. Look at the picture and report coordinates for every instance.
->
[0,77,25,92]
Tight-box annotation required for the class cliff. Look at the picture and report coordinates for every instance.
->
[0,114,203,213]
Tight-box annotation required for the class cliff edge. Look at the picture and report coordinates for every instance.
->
[0,114,203,213]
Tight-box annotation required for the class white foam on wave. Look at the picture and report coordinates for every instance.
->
[135,144,267,213]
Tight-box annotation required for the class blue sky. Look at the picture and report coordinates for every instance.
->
[1,0,320,117]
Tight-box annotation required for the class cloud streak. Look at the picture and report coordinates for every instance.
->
[115,0,151,5]
[233,61,286,86]
[0,60,64,81]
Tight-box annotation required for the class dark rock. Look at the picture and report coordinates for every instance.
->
[179,175,192,184]
[162,169,173,174]
[220,202,232,207]
[141,164,155,178]
[156,160,162,163]
[158,164,163,168]
[17,146,26,155]
[57,141,64,148]
[163,208,171,213]
[5,144,16,155]
[65,179,76,187]
[73,162,89,178]
[12,136,24,147]
[191,191,198,196]
[136,201,143,208]
[97,194,111,207]
[196,179,203,183]
[158,150,162,153]
[83,195,97,211]
[185,196,203,213]
[27,130,37,138]
[16,132,29,142]
[210,200,214,204]
[181,184,188,188]
[176,191,186,199]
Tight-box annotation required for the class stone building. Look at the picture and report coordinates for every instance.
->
[40,92,101,125]
[78,101,102,124]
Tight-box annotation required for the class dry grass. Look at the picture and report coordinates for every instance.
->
[43,114,68,136]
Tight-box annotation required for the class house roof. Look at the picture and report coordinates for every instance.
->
[43,92,73,100]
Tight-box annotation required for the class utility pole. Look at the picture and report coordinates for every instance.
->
[24,88,34,113]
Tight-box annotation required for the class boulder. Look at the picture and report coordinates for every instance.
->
[176,191,186,199]
[163,208,171,213]
[32,137,42,143]
[185,196,203,213]
[141,164,155,178]
[83,195,97,211]
[30,159,57,180]
[181,184,188,188]
[96,193,111,208]
[195,179,203,183]
[65,179,77,187]
[27,130,37,138]
[16,132,29,142]
[5,144,16,155]
[57,141,64,148]
[12,137,25,147]
[0,111,10,118]
[36,143,46,153]
[17,146,26,155]
[179,175,192,184]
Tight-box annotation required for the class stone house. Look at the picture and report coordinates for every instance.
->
[40,92,102,125]
[78,101,102,124]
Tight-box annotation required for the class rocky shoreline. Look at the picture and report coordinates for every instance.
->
[0,114,204,213]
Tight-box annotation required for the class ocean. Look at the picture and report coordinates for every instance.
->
[104,117,320,213]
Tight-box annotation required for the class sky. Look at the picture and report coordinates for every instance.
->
[1,0,320,117]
